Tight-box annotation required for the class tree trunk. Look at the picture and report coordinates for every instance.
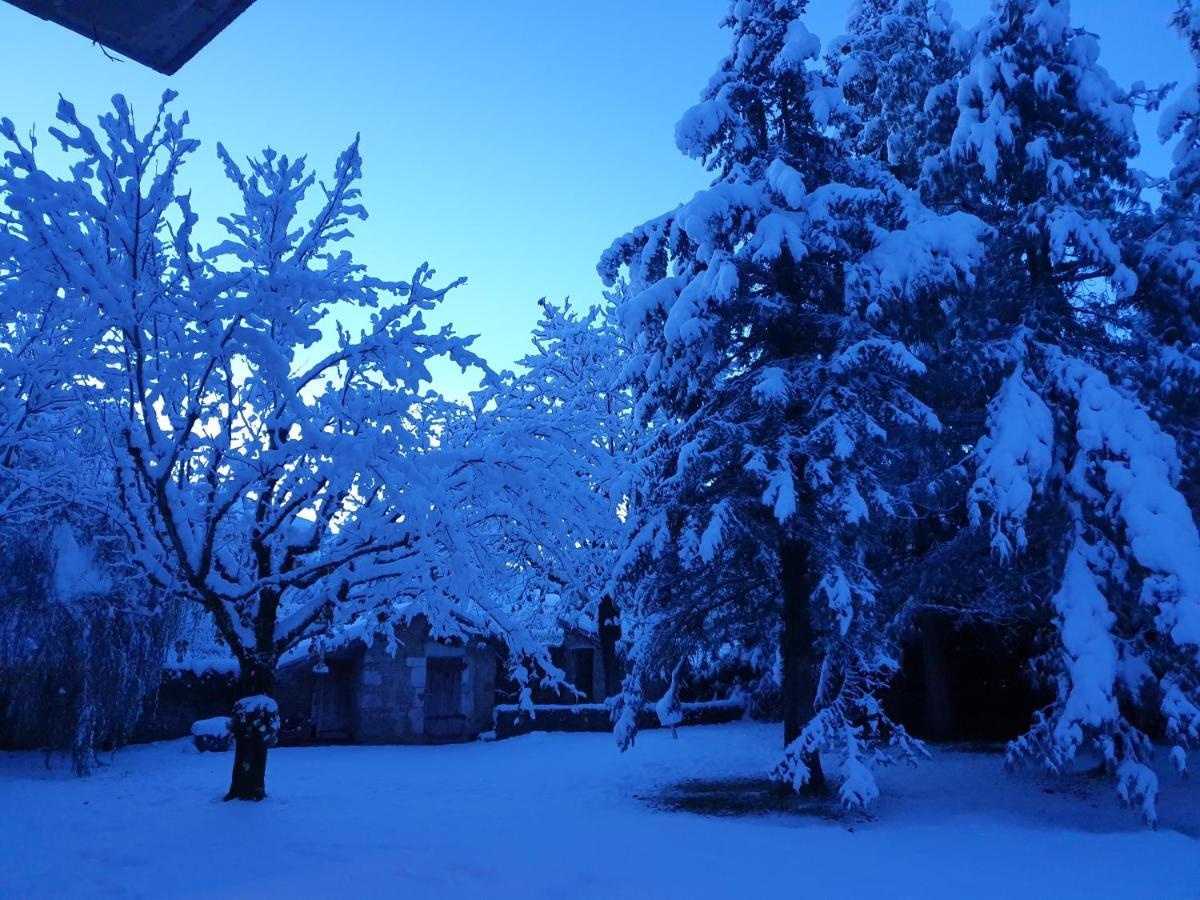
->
[921,613,954,740]
[227,724,270,802]
[225,657,277,802]
[598,594,622,699]
[780,539,826,795]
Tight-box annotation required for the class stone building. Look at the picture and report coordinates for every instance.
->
[527,627,609,705]
[274,616,497,744]
[520,594,622,706]
[138,602,628,746]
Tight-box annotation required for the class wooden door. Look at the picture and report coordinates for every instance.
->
[573,648,595,701]
[313,661,354,741]
[424,657,465,738]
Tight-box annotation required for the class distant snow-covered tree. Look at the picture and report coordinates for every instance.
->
[600,0,984,807]
[506,298,631,626]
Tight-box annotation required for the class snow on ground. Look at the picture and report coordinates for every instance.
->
[1,722,1198,899]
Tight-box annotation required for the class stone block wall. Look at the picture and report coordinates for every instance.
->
[136,619,500,747]
[353,621,498,744]
[356,639,421,743]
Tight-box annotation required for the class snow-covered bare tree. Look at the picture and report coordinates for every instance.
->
[0,181,105,524]
[508,299,631,670]
[431,298,634,701]
[0,94,555,800]
[1,207,170,771]
[600,0,985,807]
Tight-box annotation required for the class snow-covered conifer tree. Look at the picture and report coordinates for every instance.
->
[921,0,1200,824]
[1130,1,1200,507]
[831,0,968,184]
[601,0,985,806]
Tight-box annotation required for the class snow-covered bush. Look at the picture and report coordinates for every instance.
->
[191,717,233,753]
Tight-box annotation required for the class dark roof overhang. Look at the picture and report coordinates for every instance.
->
[2,0,258,75]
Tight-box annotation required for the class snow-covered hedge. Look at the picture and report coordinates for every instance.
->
[493,700,743,740]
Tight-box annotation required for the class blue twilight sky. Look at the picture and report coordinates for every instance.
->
[0,0,1192,395]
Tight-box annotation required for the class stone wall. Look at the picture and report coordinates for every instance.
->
[356,638,421,743]
[275,663,317,732]
[352,620,497,744]
[135,620,499,746]
[465,641,497,735]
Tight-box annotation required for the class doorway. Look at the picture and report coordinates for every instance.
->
[424,657,466,739]
[312,659,355,741]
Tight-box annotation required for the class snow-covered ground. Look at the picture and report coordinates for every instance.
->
[1,722,1197,898]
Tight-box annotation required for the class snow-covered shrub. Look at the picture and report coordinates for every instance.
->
[191,717,233,753]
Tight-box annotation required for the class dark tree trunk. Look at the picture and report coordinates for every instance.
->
[227,723,269,802]
[920,613,954,740]
[598,594,622,699]
[780,539,826,795]
[907,514,954,740]
[225,656,277,802]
